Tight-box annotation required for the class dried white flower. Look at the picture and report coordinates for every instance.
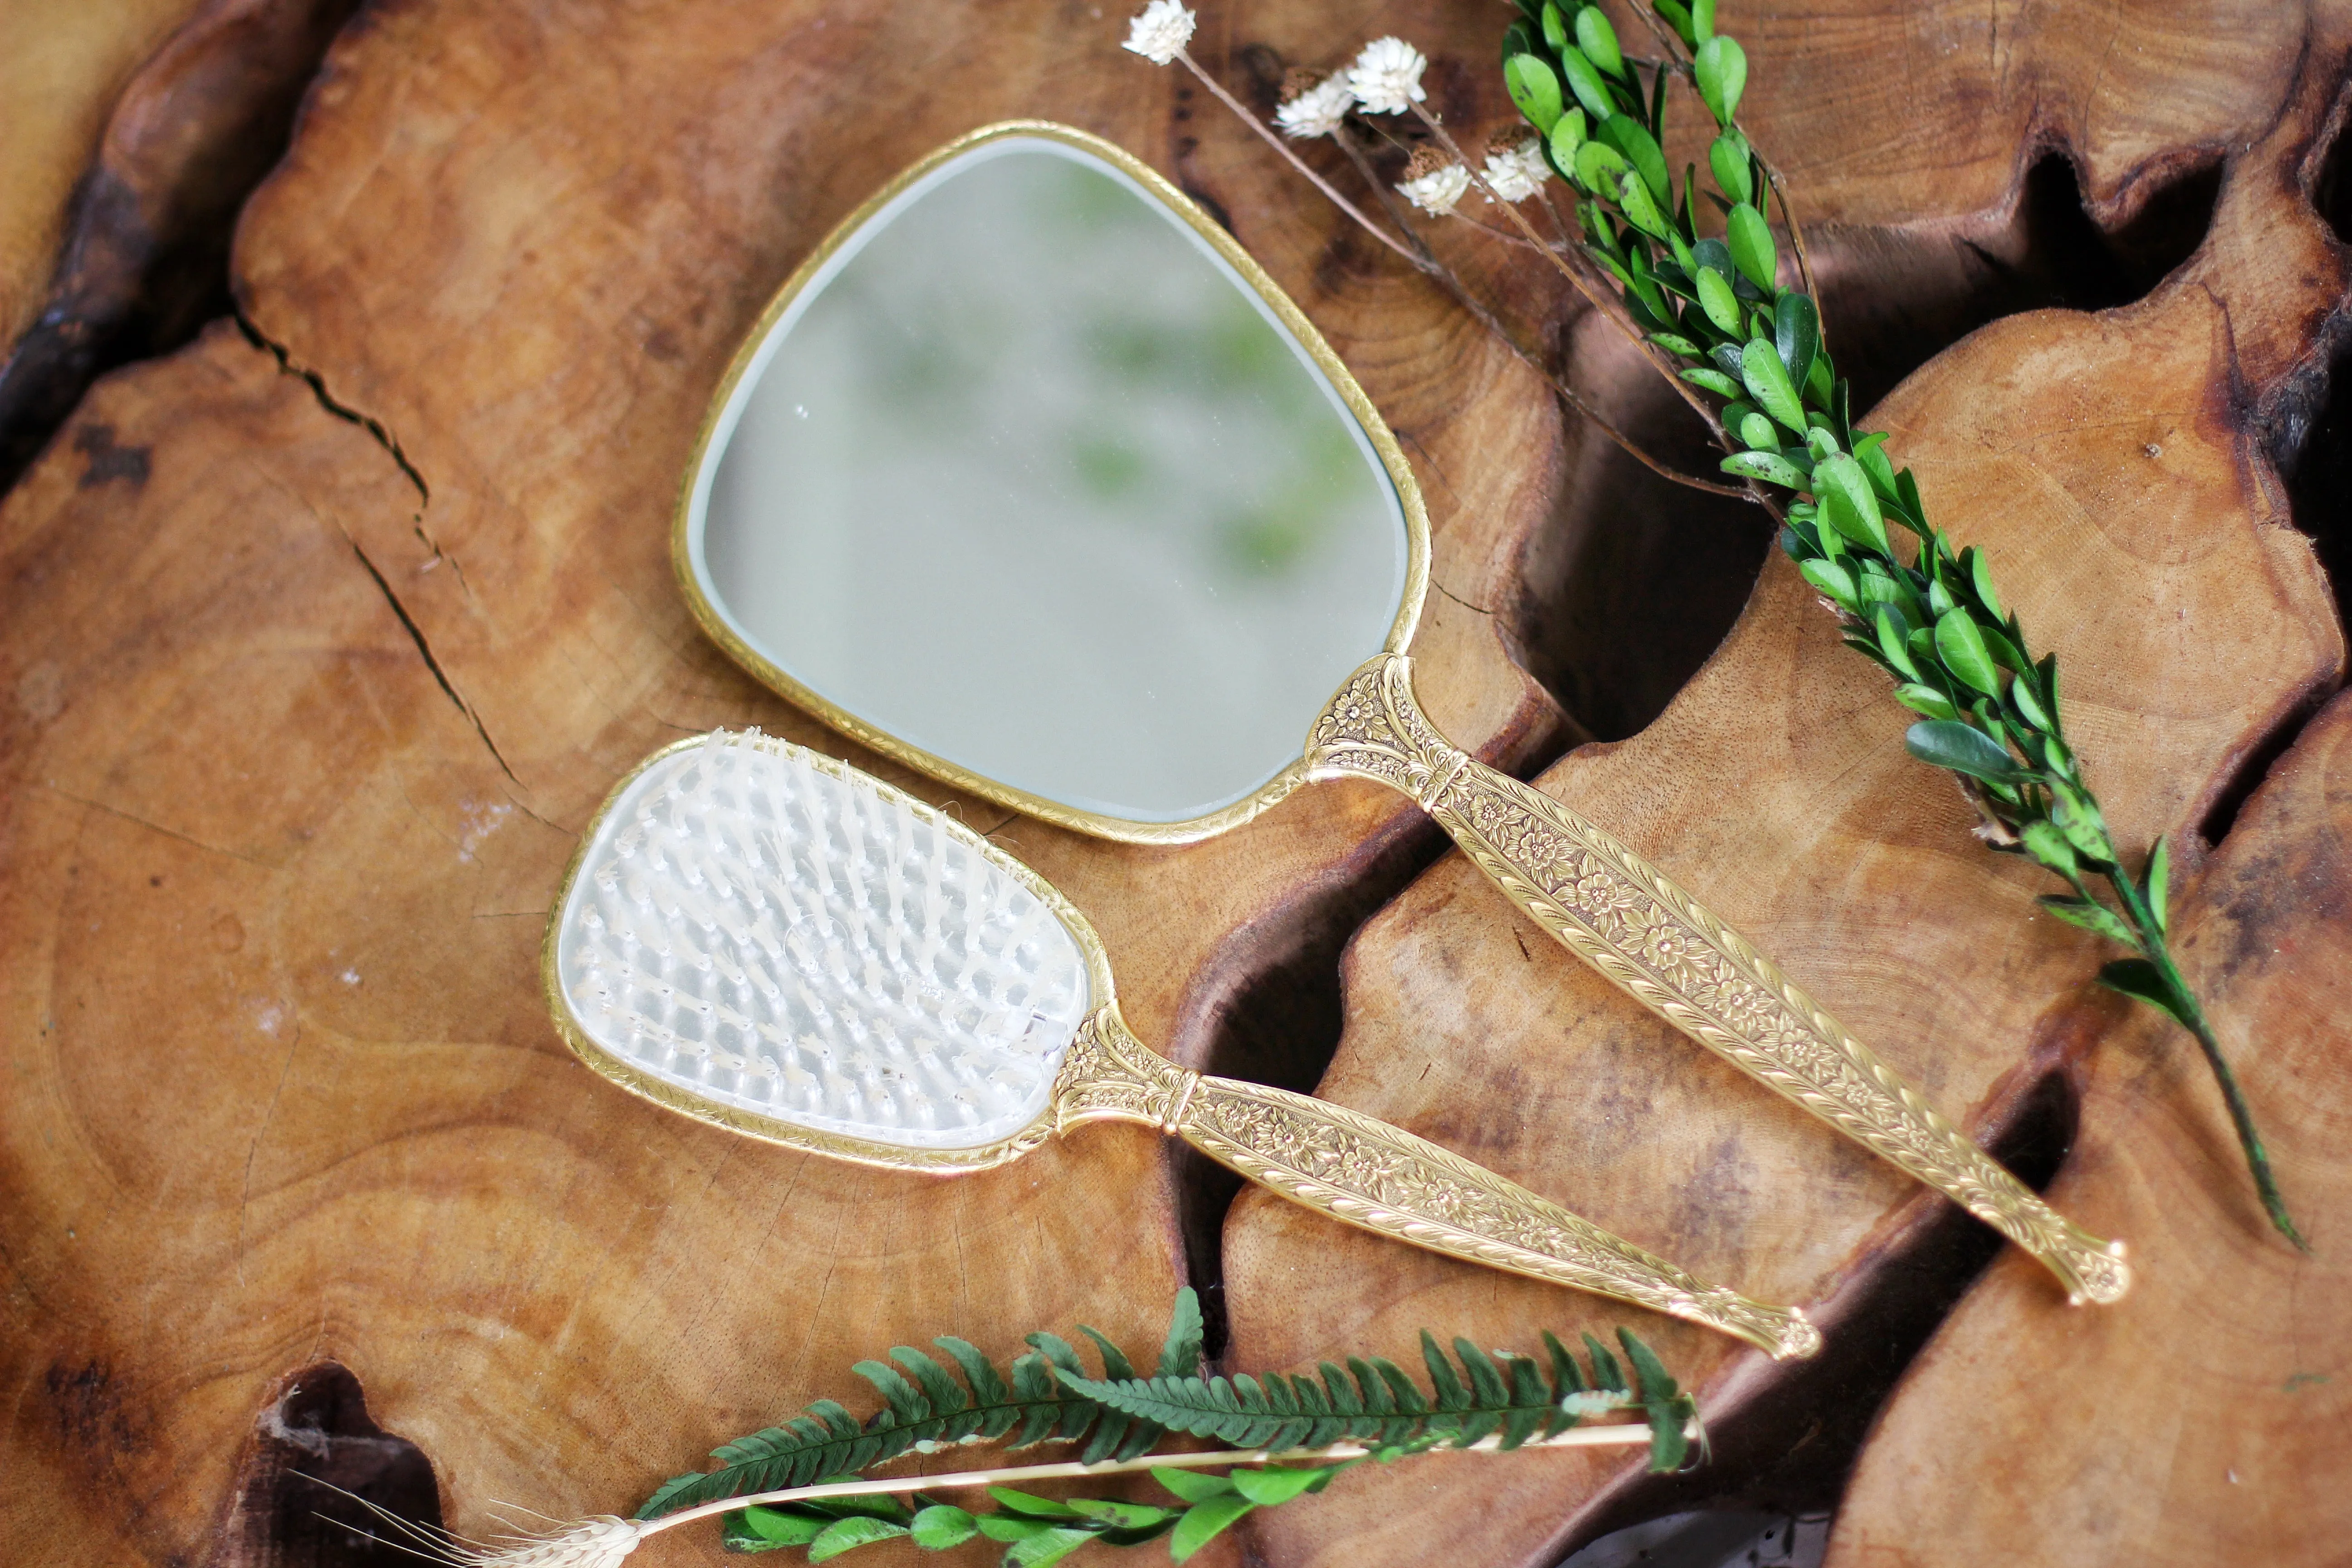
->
[1121,0,1196,65]
[1346,36,1429,115]
[1275,74,1356,140]
[1398,156,1471,216]
[1482,136,1552,203]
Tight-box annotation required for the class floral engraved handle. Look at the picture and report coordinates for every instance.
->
[1179,1076,1819,1359]
[1048,1005,1817,1356]
[1305,652,2128,1307]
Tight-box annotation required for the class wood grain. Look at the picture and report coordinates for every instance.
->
[1826,686,2352,1568]
[1,2,2347,1566]
[1225,5,2351,1565]
[0,0,204,347]
[1,1,1570,1563]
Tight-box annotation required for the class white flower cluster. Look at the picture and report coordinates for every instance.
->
[1398,163,1470,215]
[1482,137,1551,204]
[1121,0,1195,65]
[1344,36,1428,115]
[1268,34,1431,139]
[1274,75,1354,139]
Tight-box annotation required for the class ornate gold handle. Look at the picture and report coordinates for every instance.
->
[1303,652,2128,1307]
[1053,1008,1821,1358]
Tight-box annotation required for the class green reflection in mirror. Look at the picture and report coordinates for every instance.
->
[695,137,1407,822]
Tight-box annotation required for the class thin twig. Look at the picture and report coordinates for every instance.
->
[1330,126,1749,499]
[1759,156,1823,325]
[635,1423,1668,1541]
[1171,50,1430,272]
[1404,103,1732,452]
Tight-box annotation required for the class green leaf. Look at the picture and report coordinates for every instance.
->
[1739,410,1779,451]
[908,1505,978,1550]
[1814,454,1888,554]
[1170,1496,1257,1563]
[1725,201,1776,289]
[1573,7,1623,75]
[1933,608,2002,696]
[2019,820,2079,877]
[1682,366,1742,398]
[1599,114,1671,204]
[1547,107,1588,171]
[2048,779,2115,863]
[1005,1529,1099,1568]
[1618,170,1669,237]
[1650,330,1701,357]
[1653,0,1695,44]
[980,1514,1058,1543]
[1969,545,2004,620]
[1694,34,1747,124]
[1581,1333,1627,1395]
[1708,130,1753,205]
[1873,608,1921,679]
[1797,557,1856,609]
[990,1488,1083,1519]
[1774,293,1820,392]
[740,1506,830,1546]
[1905,720,2024,784]
[1692,0,1717,42]
[807,1516,908,1563]
[1573,137,1630,194]
[2008,671,2053,733]
[1540,0,1568,53]
[1231,1465,1331,1505]
[1157,1288,1204,1379]
[1893,682,1959,721]
[2098,958,2192,1027]
[1557,45,1617,122]
[2039,894,2137,948]
[1152,1467,1239,1504]
[1505,54,1565,133]
[1066,1498,1176,1529]
[1616,1331,1678,1403]
[1696,267,1742,334]
[1740,337,1805,432]
[1721,448,1805,488]
[2146,836,2171,933]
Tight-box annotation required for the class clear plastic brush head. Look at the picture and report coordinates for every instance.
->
[552,732,1093,1150]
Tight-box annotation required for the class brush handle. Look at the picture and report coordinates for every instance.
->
[1052,1009,1819,1358]
[1302,652,2128,1308]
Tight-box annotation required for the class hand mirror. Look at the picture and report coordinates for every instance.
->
[545,729,1817,1357]
[671,122,2125,1307]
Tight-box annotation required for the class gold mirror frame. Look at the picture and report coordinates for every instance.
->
[669,119,1431,845]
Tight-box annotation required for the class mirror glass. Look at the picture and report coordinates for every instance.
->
[683,134,1410,824]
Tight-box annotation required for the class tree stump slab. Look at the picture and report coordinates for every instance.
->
[1,2,2348,1566]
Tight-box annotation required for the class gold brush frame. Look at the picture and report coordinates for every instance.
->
[667,123,2129,1307]
[543,733,1822,1360]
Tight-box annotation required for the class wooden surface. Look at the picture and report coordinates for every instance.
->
[1,3,2348,1567]
[0,0,204,347]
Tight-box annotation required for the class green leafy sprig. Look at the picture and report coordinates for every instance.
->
[615,1290,1695,1567]
[1495,0,2300,1248]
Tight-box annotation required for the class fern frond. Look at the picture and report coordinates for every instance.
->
[636,1294,1205,1519]
[1055,1326,1678,1460]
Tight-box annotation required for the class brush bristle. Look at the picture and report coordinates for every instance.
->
[554,731,1090,1149]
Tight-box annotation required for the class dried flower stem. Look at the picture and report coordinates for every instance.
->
[1172,56,1741,499]
[1324,128,1749,499]
[1405,102,1735,455]
[1170,50,1426,271]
